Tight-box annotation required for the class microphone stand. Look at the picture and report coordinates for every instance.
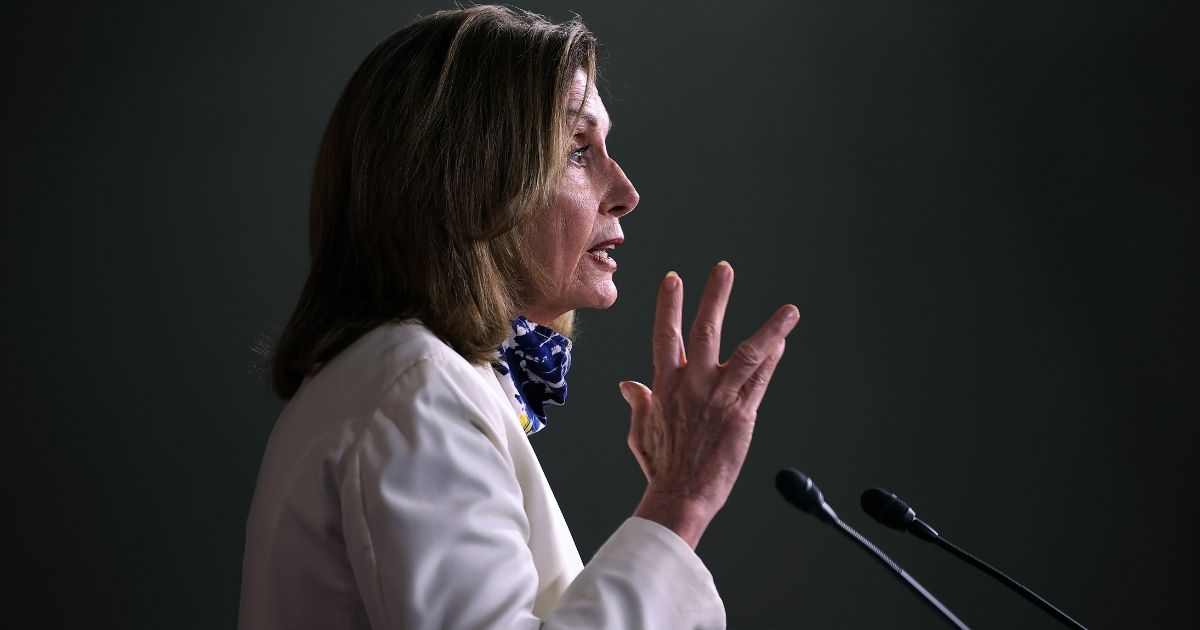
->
[861,488,1087,630]
[927,533,1086,630]
[824,513,969,630]
[776,469,969,629]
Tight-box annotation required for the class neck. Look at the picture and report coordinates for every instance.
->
[520,309,565,329]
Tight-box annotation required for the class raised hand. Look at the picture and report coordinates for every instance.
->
[620,261,799,549]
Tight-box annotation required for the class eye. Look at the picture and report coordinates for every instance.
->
[569,144,592,166]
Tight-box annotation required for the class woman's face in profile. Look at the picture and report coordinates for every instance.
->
[525,70,640,325]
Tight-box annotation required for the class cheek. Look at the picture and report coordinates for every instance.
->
[554,190,597,266]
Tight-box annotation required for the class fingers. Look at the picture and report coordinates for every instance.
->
[739,339,786,410]
[618,380,652,415]
[652,272,685,373]
[688,261,734,366]
[620,380,656,481]
[722,304,799,391]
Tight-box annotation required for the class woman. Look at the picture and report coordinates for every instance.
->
[239,6,798,629]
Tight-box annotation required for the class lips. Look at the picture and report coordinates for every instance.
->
[587,236,624,253]
[586,236,622,268]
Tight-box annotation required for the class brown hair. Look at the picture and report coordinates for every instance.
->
[269,5,595,398]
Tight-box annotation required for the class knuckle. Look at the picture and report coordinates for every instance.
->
[690,320,720,343]
[734,341,765,365]
[683,378,708,398]
[653,328,679,348]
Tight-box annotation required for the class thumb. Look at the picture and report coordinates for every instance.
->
[618,380,652,413]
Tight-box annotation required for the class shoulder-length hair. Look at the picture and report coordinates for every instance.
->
[270,5,595,399]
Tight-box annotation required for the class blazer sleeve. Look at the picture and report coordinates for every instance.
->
[340,355,725,630]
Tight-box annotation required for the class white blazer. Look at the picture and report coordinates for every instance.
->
[239,320,726,629]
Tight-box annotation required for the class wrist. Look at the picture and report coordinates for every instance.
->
[633,490,716,550]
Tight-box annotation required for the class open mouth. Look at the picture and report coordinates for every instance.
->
[587,237,623,267]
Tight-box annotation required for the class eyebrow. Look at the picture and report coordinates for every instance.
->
[567,108,612,134]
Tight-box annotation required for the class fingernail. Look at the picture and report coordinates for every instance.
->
[715,261,731,278]
[783,306,799,322]
[617,381,632,400]
[664,271,679,290]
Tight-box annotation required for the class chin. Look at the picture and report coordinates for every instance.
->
[572,282,618,311]
[592,279,619,309]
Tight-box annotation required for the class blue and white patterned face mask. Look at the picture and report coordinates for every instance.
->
[492,315,572,435]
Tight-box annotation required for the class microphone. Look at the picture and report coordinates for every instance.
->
[861,488,1087,630]
[775,469,969,629]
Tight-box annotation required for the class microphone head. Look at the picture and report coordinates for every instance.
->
[775,468,825,514]
[861,488,916,531]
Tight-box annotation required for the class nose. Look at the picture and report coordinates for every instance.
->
[603,158,639,218]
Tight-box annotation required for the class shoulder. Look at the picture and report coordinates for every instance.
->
[343,319,473,377]
[291,319,495,422]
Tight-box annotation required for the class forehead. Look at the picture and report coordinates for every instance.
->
[567,70,610,133]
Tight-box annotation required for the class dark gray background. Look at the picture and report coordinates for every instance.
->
[8,1,1197,628]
